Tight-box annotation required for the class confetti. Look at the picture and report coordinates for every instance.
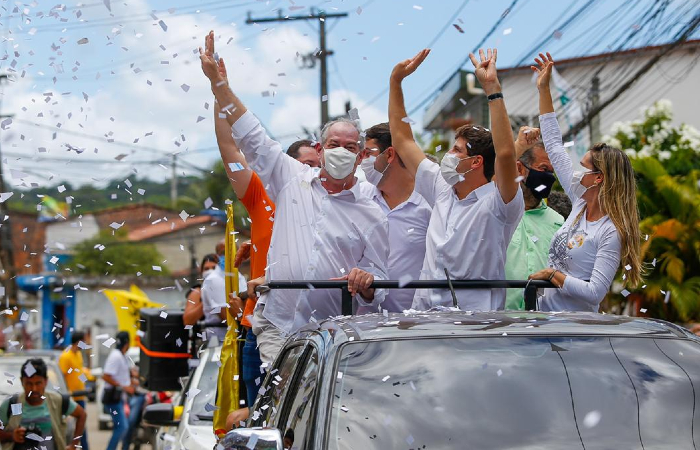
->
[413,5,423,10]
[563,141,575,148]
[0,192,14,203]
[228,163,245,172]
[453,24,465,33]
[10,403,21,416]
[102,338,116,348]
[382,375,390,382]
[621,289,630,297]
[24,364,36,378]
[583,410,601,428]
[640,308,647,313]
[503,28,512,35]
[497,369,503,377]
[534,184,547,192]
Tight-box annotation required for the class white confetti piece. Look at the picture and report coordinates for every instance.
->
[24,364,36,378]
[514,175,524,183]
[77,38,89,45]
[382,375,390,382]
[497,369,503,377]
[583,410,601,428]
[179,210,189,222]
[204,197,213,209]
[640,308,647,313]
[11,403,22,416]
[413,5,423,10]
[0,192,13,203]
[160,311,168,319]
[563,141,575,148]
[398,274,412,288]
[228,162,245,172]
[534,184,547,192]
[503,28,512,35]
[102,337,116,348]
[152,266,162,272]
[621,289,630,297]
[625,264,632,271]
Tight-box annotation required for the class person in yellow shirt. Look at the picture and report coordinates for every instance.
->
[59,331,91,450]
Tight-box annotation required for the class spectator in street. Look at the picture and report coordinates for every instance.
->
[58,330,92,450]
[286,139,320,167]
[389,48,523,311]
[216,239,226,270]
[122,366,145,450]
[505,132,564,310]
[528,52,642,311]
[200,30,389,364]
[0,358,86,450]
[359,122,432,312]
[183,253,220,327]
[547,190,572,219]
[102,331,136,450]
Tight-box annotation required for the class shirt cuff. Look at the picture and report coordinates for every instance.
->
[356,288,385,307]
[231,110,259,141]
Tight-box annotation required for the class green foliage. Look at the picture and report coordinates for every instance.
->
[68,228,168,276]
[604,101,700,321]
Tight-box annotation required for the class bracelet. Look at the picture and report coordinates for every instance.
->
[487,92,504,102]
[548,269,561,288]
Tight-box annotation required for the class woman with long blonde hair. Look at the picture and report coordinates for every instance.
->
[528,52,641,312]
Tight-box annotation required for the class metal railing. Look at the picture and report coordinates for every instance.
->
[257,280,554,314]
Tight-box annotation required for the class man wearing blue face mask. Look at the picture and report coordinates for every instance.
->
[389,48,524,311]
[505,130,564,310]
[359,122,432,312]
[199,31,389,364]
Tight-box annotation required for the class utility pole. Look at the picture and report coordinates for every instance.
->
[170,154,177,209]
[0,74,17,307]
[246,7,348,127]
[589,75,601,144]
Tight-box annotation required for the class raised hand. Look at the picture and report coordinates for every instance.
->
[515,126,541,150]
[469,48,500,95]
[199,30,223,84]
[531,52,554,91]
[390,49,430,82]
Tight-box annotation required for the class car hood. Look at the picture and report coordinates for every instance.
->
[179,424,216,450]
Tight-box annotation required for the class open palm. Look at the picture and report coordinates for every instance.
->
[531,52,554,90]
[391,49,430,82]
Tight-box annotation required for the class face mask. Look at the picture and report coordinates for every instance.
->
[322,147,359,180]
[440,153,475,186]
[570,169,600,198]
[361,154,389,186]
[202,269,214,279]
[522,164,556,200]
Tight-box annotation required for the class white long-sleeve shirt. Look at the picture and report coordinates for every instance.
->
[230,111,389,334]
[539,112,621,312]
[412,159,524,311]
[358,183,432,312]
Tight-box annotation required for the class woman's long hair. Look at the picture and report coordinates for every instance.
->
[590,143,642,287]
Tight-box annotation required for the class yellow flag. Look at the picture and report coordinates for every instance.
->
[213,203,240,437]
[103,285,163,346]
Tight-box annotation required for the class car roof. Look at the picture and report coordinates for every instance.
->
[311,310,691,342]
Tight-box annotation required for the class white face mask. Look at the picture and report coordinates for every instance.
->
[202,269,215,279]
[322,147,359,180]
[440,154,475,186]
[570,169,600,198]
[360,154,389,186]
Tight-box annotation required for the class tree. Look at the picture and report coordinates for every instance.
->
[67,228,169,276]
[604,100,700,321]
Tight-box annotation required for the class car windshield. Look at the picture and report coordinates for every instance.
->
[329,336,700,449]
[0,358,67,398]
[188,348,221,425]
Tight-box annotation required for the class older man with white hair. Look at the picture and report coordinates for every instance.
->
[199,31,389,364]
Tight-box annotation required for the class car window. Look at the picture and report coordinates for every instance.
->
[250,344,306,428]
[328,336,700,450]
[188,349,221,425]
[0,360,66,397]
[279,347,319,450]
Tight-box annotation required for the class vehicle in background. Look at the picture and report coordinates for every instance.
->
[143,345,220,450]
[221,310,700,449]
[23,348,97,402]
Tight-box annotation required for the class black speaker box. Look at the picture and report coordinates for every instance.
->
[139,308,190,391]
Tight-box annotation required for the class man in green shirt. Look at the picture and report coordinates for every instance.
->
[506,129,564,310]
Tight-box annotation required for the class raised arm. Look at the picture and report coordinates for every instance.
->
[469,48,519,203]
[200,31,246,128]
[388,49,430,176]
[200,30,302,200]
[214,99,252,199]
[532,53,576,199]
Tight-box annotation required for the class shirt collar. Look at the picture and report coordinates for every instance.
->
[312,175,361,202]
[371,185,423,209]
[525,200,549,215]
[462,181,496,202]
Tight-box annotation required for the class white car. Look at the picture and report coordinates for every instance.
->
[145,345,221,450]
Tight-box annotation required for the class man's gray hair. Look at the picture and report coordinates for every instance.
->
[320,117,365,149]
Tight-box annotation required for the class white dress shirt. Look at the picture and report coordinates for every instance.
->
[358,182,432,312]
[230,111,389,334]
[412,159,524,311]
[539,112,621,312]
[201,266,247,342]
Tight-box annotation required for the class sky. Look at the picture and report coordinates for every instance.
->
[0,0,697,192]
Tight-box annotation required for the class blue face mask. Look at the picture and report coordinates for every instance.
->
[218,257,225,270]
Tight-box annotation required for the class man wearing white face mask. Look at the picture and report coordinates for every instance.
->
[199,31,389,364]
[359,122,432,312]
[389,48,524,311]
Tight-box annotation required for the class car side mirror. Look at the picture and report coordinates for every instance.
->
[142,403,181,427]
[219,428,283,450]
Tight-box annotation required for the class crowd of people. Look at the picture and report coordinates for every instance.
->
[194,31,643,431]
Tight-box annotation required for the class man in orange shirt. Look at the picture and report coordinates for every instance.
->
[212,59,319,408]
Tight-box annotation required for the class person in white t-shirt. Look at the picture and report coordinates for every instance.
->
[102,331,135,450]
[527,52,642,312]
[388,48,524,311]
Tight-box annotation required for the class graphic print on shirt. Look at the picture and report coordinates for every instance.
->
[549,218,588,273]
